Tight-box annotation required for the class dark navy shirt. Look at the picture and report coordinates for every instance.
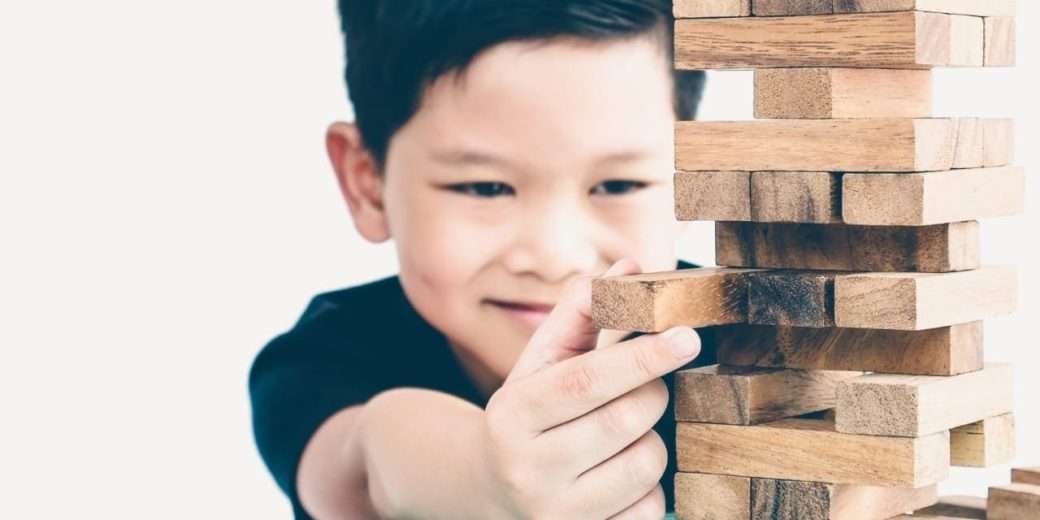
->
[249,259,717,517]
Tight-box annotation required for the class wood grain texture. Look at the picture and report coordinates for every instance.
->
[754,68,932,119]
[1012,467,1040,486]
[716,221,980,273]
[948,15,985,66]
[753,0,832,15]
[747,271,835,328]
[674,0,751,18]
[750,479,937,520]
[675,171,751,222]
[675,364,858,425]
[714,322,984,376]
[984,17,1016,66]
[982,118,1015,166]
[676,418,950,487]
[842,167,1025,226]
[675,119,957,172]
[750,171,842,223]
[905,495,987,518]
[835,363,1014,437]
[950,118,984,169]
[675,11,984,70]
[951,413,1016,467]
[834,0,1016,16]
[674,473,751,520]
[591,268,757,332]
[834,267,1018,330]
[987,483,1040,520]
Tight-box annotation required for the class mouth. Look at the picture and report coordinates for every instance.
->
[487,299,555,328]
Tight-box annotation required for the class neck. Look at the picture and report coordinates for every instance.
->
[446,339,503,404]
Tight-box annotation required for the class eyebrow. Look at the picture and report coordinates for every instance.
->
[429,148,653,170]
[429,149,513,169]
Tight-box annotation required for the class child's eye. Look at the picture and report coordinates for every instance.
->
[446,182,515,198]
[590,180,648,196]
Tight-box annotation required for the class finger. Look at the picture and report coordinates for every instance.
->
[596,328,641,350]
[606,483,665,520]
[506,258,641,383]
[514,326,699,431]
[570,429,668,520]
[536,378,668,474]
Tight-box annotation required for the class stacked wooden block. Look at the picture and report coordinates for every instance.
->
[591,1,1031,518]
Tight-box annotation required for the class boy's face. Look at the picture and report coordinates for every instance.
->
[334,36,685,389]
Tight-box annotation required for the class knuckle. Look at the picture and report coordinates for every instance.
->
[631,432,667,487]
[560,364,599,399]
[647,379,669,418]
[632,340,662,379]
[637,488,666,520]
[599,398,640,437]
[626,460,658,495]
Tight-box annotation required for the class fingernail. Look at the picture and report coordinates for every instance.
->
[664,327,699,359]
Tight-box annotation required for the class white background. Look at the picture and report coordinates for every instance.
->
[1,1,1037,518]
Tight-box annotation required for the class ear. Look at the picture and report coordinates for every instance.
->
[325,122,391,243]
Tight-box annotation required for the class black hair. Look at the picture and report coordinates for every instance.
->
[336,1,707,171]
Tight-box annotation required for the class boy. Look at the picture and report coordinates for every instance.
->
[249,1,714,518]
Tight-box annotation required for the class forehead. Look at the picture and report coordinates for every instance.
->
[398,37,676,165]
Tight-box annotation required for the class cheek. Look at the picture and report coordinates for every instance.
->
[602,188,684,272]
[388,187,505,320]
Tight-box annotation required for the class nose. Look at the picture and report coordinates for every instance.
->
[502,195,601,284]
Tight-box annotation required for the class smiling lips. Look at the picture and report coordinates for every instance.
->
[489,299,555,329]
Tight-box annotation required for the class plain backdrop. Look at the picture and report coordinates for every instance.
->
[1,1,1037,518]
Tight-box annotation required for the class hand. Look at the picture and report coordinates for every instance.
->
[479,258,702,519]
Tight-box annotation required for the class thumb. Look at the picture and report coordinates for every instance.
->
[505,258,642,383]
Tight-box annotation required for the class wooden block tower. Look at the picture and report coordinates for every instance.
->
[591,1,1038,518]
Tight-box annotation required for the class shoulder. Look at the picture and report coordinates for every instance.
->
[251,275,440,375]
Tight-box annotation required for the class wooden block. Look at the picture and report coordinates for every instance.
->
[715,322,984,376]
[754,68,932,119]
[747,271,834,328]
[777,0,1019,16]
[675,119,956,172]
[749,172,841,223]
[674,473,751,520]
[948,15,984,67]
[591,268,757,332]
[675,365,858,425]
[951,413,1016,467]
[988,483,1040,520]
[676,418,950,487]
[716,222,980,273]
[674,0,751,18]
[751,479,938,520]
[834,267,1018,330]
[842,167,1025,226]
[907,495,987,518]
[675,171,750,221]
[984,17,1016,66]
[835,363,1014,437]
[982,118,1015,166]
[1012,467,1040,486]
[752,0,832,16]
[675,12,985,70]
[951,118,984,169]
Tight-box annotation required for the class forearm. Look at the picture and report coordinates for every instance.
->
[360,387,503,519]
[297,405,380,519]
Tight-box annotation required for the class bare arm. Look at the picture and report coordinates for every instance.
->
[358,387,502,519]
[296,388,500,520]
[297,404,379,519]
